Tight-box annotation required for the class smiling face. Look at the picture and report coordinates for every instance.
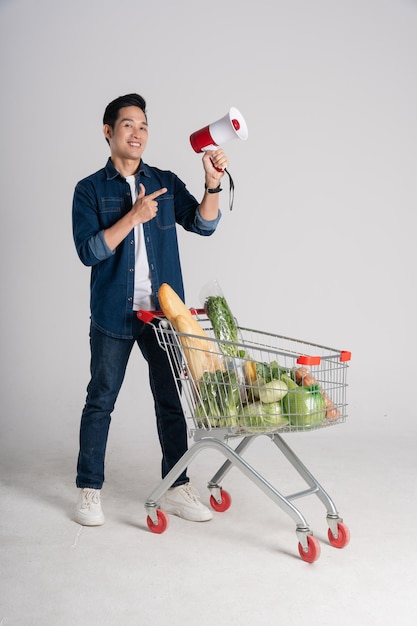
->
[103,105,149,167]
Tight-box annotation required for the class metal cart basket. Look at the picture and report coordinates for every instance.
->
[139,310,351,563]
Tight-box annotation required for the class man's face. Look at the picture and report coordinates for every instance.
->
[103,106,148,162]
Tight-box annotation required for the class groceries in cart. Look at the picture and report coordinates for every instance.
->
[156,282,350,435]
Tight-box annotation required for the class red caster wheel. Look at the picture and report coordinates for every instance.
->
[298,535,321,563]
[210,489,232,512]
[328,522,350,548]
[147,509,169,534]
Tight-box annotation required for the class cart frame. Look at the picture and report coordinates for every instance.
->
[139,310,351,563]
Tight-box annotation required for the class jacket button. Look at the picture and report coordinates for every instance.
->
[129,268,134,272]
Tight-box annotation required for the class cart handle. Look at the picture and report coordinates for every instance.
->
[297,350,352,365]
[137,308,206,324]
[296,355,321,366]
[137,311,353,364]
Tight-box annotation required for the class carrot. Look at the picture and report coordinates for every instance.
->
[323,395,341,421]
[293,366,317,387]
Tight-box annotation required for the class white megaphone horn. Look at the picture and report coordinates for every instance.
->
[189,106,248,153]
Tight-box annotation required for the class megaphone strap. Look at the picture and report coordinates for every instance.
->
[224,168,234,211]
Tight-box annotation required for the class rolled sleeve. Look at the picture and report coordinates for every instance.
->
[88,230,114,261]
[195,208,222,231]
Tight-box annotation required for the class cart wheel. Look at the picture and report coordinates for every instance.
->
[210,489,232,512]
[298,535,321,563]
[328,522,350,548]
[147,509,169,534]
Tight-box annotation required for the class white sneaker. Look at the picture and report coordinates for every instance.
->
[159,482,213,522]
[75,488,105,526]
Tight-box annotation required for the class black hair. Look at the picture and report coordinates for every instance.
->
[103,93,147,128]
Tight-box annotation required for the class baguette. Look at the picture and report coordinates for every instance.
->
[158,283,191,326]
[158,283,210,340]
[174,314,224,381]
[157,283,224,381]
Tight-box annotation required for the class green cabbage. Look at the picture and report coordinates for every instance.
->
[282,384,326,428]
[258,379,288,403]
[240,401,289,432]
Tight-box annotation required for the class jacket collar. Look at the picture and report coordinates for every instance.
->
[104,157,151,181]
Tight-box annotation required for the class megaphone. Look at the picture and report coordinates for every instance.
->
[189,106,248,153]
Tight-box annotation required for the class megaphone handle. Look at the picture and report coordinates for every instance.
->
[207,156,234,210]
[209,156,224,173]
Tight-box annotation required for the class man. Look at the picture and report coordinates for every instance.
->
[72,93,228,526]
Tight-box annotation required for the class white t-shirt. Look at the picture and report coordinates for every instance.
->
[126,176,154,311]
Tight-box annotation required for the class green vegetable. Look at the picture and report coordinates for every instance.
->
[247,361,290,400]
[255,360,288,384]
[194,369,241,428]
[216,369,241,418]
[240,401,289,432]
[282,384,326,428]
[258,379,288,404]
[279,372,299,391]
[205,295,244,358]
[194,372,222,419]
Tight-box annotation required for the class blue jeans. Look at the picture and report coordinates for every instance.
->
[76,315,188,489]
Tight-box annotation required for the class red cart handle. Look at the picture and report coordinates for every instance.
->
[296,350,352,365]
[136,310,163,323]
[297,355,321,366]
[137,308,206,324]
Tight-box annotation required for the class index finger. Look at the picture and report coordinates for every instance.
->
[148,187,168,200]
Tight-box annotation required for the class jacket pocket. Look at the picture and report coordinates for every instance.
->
[155,194,175,230]
[99,197,124,227]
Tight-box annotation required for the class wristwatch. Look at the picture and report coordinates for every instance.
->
[205,183,222,194]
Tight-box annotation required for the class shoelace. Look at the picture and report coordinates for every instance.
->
[82,489,100,509]
[180,483,200,503]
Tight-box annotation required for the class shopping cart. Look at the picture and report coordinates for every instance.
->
[138,309,351,563]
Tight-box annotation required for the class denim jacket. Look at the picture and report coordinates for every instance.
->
[72,158,221,338]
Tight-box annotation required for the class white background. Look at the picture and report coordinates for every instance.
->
[1,1,416,623]
[1,0,416,450]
